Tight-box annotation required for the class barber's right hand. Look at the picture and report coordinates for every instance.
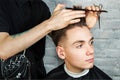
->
[48,4,85,31]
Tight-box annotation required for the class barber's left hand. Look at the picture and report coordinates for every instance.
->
[85,5,100,29]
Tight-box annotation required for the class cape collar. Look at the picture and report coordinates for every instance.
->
[64,64,89,78]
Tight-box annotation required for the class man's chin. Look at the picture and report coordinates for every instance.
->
[85,63,94,69]
[89,64,94,68]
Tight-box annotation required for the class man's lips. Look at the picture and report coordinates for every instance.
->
[86,58,94,63]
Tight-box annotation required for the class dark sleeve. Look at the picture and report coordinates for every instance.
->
[40,0,51,21]
[0,2,10,32]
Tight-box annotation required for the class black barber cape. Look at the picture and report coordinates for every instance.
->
[46,64,112,80]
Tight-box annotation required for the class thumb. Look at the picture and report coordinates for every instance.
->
[54,4,66,12]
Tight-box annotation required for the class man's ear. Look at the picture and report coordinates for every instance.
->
[56,46,65,60]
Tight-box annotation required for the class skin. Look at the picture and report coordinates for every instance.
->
[56,26,94,73]
[0,4,98,60]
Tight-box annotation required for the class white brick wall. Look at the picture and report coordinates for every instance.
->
[43,0,120,80]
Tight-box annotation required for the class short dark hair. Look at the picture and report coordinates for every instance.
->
[49,6,88,46]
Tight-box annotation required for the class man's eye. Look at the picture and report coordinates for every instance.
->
[76,44,83,48]
[90,41,94,45]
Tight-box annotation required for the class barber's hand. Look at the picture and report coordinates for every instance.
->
[86,5,100,29]
[48,4,85,31]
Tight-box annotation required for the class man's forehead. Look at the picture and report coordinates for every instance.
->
[64,27,92,41]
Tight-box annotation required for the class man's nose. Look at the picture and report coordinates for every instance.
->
[86,45,94,56]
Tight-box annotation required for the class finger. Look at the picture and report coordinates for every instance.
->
[95,6,100,11]
[85,6,92,10]
[86,5,99,12]
[71,13,85,19]
[54,4,65,12]
[94,6,100,16]
[69,19,81,24]
[91,5,96,11]
[64,10,85,17]
[68,13,86,21]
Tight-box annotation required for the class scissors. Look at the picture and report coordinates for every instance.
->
[94,4,103,29]
[65,4,108,29]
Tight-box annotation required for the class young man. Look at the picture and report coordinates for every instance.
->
[46,7,112,80]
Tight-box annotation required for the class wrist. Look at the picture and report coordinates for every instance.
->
[45,19,56,32]
[40,19,53,33]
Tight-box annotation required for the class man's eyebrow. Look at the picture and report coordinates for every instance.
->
[72,40,85,45]
[72,37,94,45]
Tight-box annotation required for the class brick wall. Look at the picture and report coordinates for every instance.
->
[43,0,120,80]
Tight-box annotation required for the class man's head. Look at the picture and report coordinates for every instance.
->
[50,7,94,73]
